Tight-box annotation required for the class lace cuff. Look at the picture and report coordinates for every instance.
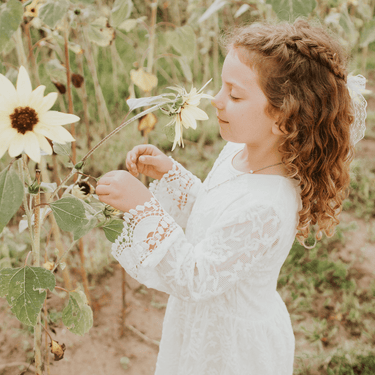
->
[148,157,202,228]
[111,196,181,277]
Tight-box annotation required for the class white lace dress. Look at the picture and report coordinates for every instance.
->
[112,141,302,375]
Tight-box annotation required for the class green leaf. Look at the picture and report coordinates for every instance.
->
[0,0,23,53]
[73,215,97,241]
[166,26,196,60]
[62,290,93,335]
[3,266,55,326]
[45,59,67,85]
[102,219,124,243]
[266,0,317,21]
[111,0,133,28]
[52,141,71,156]
[88,17,115,47]
[50,196,89,233]
[0,167,24,234]
[38,0,70,29]
[0,268,18,297]
[163,121,176,143]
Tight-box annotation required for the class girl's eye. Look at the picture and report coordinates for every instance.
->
[229,93,240,101]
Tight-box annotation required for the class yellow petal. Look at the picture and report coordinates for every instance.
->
[8,132,26,158]
[0,127,17,159]
[0,74,17,109]
[36,92,58,114]
[185,105,208,120]
[35,133,53,155]
[23,131,41,163]
[40,111,80,126]
[181,107,197,129]
[29,85,46,110]
[17,66,32,107]
[34,124,75,143]
[0,111,11,128]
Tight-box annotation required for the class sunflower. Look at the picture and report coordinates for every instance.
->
[0,66,79,163]
[165,81,214,151]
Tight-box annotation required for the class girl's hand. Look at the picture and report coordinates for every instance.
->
[96,170,153,212]
[126,144,173,180]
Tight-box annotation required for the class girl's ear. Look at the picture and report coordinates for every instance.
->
[271,114,287,135]
[272,121,286,135]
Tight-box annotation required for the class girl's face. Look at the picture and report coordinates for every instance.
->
[212,48,282,146]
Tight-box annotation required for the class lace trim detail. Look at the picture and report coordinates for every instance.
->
[149,157,199,211]
[111,196,179,273]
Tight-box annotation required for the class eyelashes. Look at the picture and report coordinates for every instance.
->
[228,93,240,101]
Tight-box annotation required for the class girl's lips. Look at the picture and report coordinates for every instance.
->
[217,116,229,123]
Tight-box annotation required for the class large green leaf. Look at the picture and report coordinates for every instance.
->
[1,266,55,326]
[111,0,133,28]
[266,0,317,21]
[0,0,23,53]
[166,26,196,60]
[0,267,18,298]
[50,196,88,232]
[38,0,70,29]
[102,219,124,243]
[0,167,24,234]
[62,290,93,336]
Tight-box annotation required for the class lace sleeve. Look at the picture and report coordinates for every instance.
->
[148,157,202,228]
[111,196,283,302]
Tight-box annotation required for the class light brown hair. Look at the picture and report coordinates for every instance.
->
[221,18,355,245]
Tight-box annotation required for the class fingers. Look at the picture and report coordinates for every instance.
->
[95,184,110,196]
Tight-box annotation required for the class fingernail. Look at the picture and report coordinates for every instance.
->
[139,156,144,162]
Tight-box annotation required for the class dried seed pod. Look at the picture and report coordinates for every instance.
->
[50,340,66,361]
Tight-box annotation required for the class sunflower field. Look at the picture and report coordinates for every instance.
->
[0,0,375,374]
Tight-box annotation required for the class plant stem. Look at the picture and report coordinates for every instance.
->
[14,26,28,69]
[120,268,126,337]
[55,286,70,294]
[147,0,158,74]
[74,29,91,149]
[52,240,79,273]
[40,158,72,289]
[43,298,51,375]
[33,169,42,375]
[64,16,77,172]
[50,168,77,201]
[80,104,162,163]
[78,238,91,305]
[23,21,40,85]
[25,251,32,266]
[18,159,35,253]
[80,23,113,133]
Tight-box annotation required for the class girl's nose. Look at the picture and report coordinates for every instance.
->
[211,95,224,110]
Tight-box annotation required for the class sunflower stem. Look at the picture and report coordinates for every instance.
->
[18,159,35,253]
[80,104,162,163]
[64,16,77,173]
[32,169,43,375]
[50,169,77,201]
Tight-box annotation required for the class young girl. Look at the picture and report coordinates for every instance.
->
[96,19,366,375]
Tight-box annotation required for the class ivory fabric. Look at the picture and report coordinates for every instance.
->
[112,141,301,375]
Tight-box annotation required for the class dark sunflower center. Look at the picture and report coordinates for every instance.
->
[10,107,39,134]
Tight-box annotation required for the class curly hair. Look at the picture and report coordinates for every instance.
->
[221,18,355,246]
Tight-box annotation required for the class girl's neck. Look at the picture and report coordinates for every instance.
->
[233,143,287,176]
